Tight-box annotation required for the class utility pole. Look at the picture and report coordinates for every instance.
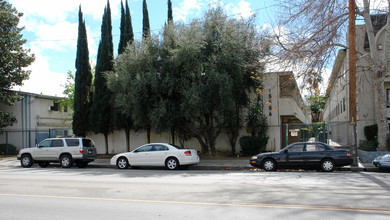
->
[348,0,358,166]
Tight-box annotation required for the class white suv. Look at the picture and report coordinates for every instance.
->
[17,138,97,168]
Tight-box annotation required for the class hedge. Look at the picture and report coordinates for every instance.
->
[239,136,268,156]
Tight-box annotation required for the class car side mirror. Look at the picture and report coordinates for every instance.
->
[284,149,288,154]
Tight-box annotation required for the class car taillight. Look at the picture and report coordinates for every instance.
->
[184,151,192,156]
[347,153,351,157]
[80,148,84,154]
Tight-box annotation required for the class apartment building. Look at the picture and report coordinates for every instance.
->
[324,14,390,147]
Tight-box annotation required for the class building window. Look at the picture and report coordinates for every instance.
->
[343,98,346,112]
[49,102,60,111]
[387,89,390,108]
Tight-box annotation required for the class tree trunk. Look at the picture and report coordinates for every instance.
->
[374,70,389,151]
[228,133,237,156]
[125,128,130,152]
[147,127,151,143]
[228,105,240,156]
[361,2,389,150]
[194,135,208,156]
[171,127,175,145]
[104,133,109,155]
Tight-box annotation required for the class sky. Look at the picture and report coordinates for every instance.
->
[9,0,277,96]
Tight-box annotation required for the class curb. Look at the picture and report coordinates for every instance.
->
[1,158,382,172]
[87,163,380,172]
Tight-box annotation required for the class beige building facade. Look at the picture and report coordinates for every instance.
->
[324,15,390,147]
[262,72,311,151]
[0,91,72,151]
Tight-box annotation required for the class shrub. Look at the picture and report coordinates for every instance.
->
[239,136,269,156]
[0,144,18,155]
[364,124,378,141]
[359,140,377,151]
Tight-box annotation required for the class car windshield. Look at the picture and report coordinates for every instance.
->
[170,144,185,150]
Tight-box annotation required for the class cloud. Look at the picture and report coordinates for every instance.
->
[79,0,122,20]
[11,0,76,25]
[9,0,118,96]
[232,1,254,19]
[174,0,203,21]
[13,47,68,97]
[30,21,78,51]
[355,0,388,11]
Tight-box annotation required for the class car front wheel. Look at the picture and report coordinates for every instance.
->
[60,155,73,168]
[165,157,179,170]
[262,158,276,171]
[21,155,33,168]
[321,158,335,172]
[116,157,129,169]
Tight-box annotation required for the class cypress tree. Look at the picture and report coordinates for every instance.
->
[90,1,114,154]
[125,0,134,44]
[116,0,134,152]
[118,0,134,54]
[118,1,126,55]
[73,5,93,137]
[142,0,150,40]
[168,0,173,23]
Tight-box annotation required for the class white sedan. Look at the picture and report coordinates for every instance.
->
[110,143,200,170]
[373,154,390,169]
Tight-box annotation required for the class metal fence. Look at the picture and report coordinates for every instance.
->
[281,121,353,149]
[0,129,72,155]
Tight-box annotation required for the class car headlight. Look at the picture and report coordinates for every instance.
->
[251,156,258,160]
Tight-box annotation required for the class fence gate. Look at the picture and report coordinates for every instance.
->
[281,123,327,148]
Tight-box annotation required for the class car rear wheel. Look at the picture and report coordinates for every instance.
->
[21,154,33,168]
[165,157,179,170]
[262,158,276,171]
[321,158,335,172]
[60,154,73,168]
[116,157,129,169]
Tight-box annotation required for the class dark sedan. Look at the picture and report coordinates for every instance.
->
[250,142,353,172]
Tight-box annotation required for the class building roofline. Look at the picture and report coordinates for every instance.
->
[325,49,347,96]
[10,90,66,100]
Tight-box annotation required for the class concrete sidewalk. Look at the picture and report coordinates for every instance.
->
[89,158,254,170]
[0,156,380,171]
[89,158,379,171]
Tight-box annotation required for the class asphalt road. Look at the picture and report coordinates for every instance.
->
[0,166,389,220]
